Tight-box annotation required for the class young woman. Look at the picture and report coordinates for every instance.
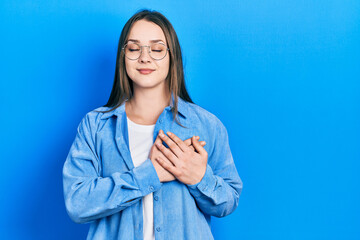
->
[63,9,243,240]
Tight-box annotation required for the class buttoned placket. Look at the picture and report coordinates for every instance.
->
[118,104,175,240]
[112,100,177,240]
[151,107,173,240]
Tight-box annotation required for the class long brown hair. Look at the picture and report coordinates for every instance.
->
[96,9,193,127]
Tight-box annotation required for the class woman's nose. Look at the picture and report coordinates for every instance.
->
[138,46,151,62]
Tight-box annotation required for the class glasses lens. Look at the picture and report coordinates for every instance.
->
[124,43,140,60]
[150,43,167,60]
[124,43,168,60]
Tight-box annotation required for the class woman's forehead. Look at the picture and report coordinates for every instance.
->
[127,20,167,44]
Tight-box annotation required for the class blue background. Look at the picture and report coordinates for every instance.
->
[1,1,359,239]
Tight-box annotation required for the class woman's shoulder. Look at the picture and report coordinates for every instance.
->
[82,106,111,119]
[85,104,124,119]
[77,105,117,130]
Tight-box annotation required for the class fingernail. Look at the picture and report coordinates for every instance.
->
[167,132,172,136]
[159,133,165,137]
[196,136,200,139]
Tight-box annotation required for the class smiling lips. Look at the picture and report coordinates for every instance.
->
[137,68,155,75]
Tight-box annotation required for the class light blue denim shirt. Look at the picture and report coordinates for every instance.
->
[62,95,243,240]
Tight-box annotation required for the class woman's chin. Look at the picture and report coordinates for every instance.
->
[132,79,166,89]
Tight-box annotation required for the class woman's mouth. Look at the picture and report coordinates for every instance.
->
[137,69,155,75]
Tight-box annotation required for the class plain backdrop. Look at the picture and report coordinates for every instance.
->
[0,1,359,239]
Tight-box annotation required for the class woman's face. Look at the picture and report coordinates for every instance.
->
[125,20,170,92]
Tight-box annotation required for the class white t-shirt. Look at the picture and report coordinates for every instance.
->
[127,116,156,240]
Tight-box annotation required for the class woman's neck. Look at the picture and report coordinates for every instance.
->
[125,88,171,125]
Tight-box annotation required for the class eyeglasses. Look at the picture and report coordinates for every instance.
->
[122,42,169,60]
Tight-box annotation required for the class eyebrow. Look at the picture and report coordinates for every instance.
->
[127,39,165,43]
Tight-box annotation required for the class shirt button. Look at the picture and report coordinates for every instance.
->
[156,226,161,232]
[154,196,158,201]
[159,119,163,123]
[149,186,154,191]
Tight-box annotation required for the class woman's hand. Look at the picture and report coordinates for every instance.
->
[149,130,206,183]
[155,130,208,185]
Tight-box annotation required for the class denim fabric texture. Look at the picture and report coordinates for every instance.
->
[62,95,243,240]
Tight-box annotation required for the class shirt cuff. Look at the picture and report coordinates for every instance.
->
[186,164,217,198]
[132,158,162,196]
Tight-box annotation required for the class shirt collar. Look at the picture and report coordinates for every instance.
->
[100,93,189,120]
